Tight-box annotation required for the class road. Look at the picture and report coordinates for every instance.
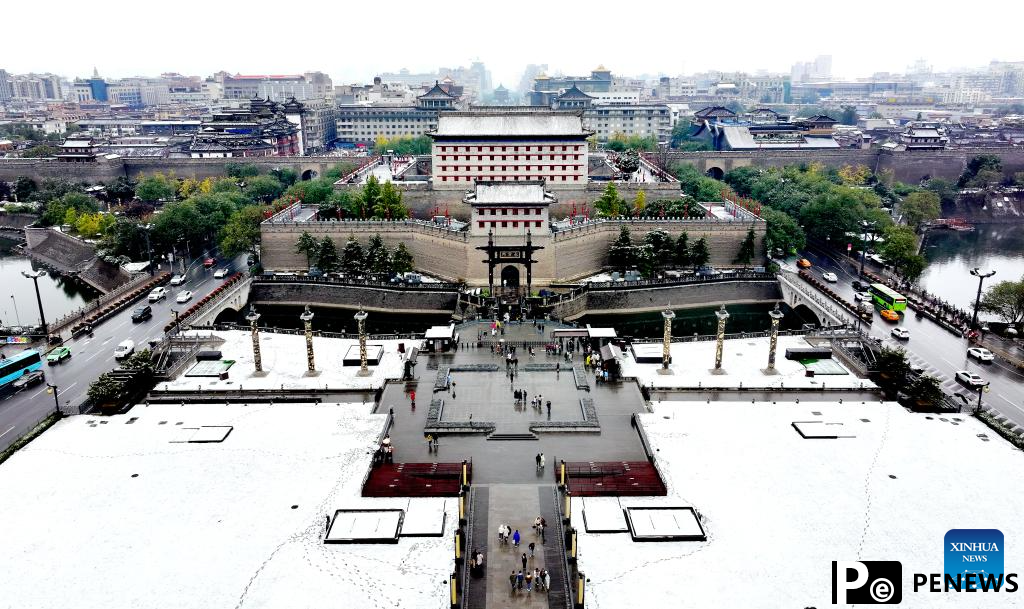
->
[800,246,1024,425]
[0,255,243,453]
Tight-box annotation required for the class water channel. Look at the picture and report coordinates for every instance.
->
[0,241,99,331]
[918,223,1024,314]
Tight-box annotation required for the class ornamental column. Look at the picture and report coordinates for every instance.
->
[763,303,784,375]
[659,309,675,374]
[245,305,265,376]
[300,305,319,376]
[355,309,370,376]
[712,304,730,373]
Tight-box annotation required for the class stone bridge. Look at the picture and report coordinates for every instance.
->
[777,271,855,327]
[183,275,253,329]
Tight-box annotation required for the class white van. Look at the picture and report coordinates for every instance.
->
[114,340,135,360]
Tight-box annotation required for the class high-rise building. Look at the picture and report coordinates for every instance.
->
[0,69,12,101]
[222,72,333,102]
[790,55,832,84]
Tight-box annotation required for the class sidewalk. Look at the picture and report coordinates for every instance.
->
[483,485,557,608]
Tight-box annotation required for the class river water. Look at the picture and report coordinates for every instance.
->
[0,245,99,330]
[918,224,1024,313]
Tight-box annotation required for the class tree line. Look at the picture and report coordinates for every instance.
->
[294,232,414,276]
[605,226,756,276]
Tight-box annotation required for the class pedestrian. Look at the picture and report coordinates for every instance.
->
[529,542,535,558]
[546,401,551,415]
[543,569,550,591]
[513,529,520,548]
[510,571,518,593]
[535,453,542,469]
[517,570,524,590]
[498,523,506,544]
[525,570,534,592]
[539,523,546,543]
[522,552,528,571]
[540,453,546,469]
[534,568,543,590]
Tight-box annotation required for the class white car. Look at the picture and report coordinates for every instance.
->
[114,340,135,360]
[214,268,230,279]
[148,287,167,302]
[821,271,838,282]
[175,290,194,304]
[170,274,186,286]
[854,291,871,302]
[955,370,988,388]
[891,327,910,340]
[967,347,995,362]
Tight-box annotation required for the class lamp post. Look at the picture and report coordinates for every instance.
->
[21,269,48,338]
[765,303,784,374]
[142,223,154,275]
[660,309,675,373]
[713,304,730,372]
[969,268,996,331]
[354,309,369,375]
[246,305,263,374]
[858,220,876,277]
[300,305,318,376]
[46,383,62,417]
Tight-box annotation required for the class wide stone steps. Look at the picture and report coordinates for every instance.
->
[486,432,538,441]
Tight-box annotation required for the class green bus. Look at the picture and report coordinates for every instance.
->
[869,283,907,312]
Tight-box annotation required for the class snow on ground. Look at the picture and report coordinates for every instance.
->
[158,330,407,392]
[621,334,877,390]
[0,402,452,609]
[575,401,1024,609]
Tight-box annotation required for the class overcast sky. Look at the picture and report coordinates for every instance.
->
[4,0,1021,88]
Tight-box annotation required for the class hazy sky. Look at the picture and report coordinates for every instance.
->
[4,0,1021,87]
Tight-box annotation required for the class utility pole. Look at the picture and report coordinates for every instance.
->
[969,268,996,330]
[22,270,48,338]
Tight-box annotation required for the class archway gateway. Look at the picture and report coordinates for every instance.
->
[500,265,520,289]
[476,230,543,295]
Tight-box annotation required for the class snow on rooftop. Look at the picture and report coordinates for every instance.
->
[576,401,1024,608]
[471,182,548,203]
[158,330,406,393]
[0,402,453,609]
[621,334,876,390]
[434,112,586,137]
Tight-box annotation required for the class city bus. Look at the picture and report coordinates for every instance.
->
[869,283,907,312]
[0,349,44,390]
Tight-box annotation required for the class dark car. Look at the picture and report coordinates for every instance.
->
[852,280,864,291]
[12,370,45,391]
[131,305,153,322]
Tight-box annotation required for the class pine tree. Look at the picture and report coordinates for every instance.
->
[594,182,623,217]
[374,181,408,219]
[691,237,711,269]
[295,231,318,268]
[675,232,691,266]
[734,227,757,265]
[316,236,340,272]
[341,237,365,273]
[365,233,391,274]
[391,243,415,274]
[361,175,382,212]
[608,226,635,269]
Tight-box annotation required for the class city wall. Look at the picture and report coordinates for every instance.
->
[260,217,764,285]
[249,281,458,315]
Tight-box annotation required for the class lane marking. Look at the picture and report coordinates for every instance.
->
[1,425,16,438]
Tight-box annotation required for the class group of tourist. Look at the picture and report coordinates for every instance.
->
[496,519,552,594]
[372,435,394,465]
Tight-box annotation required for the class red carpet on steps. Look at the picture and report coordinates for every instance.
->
[362,462,468,497]
[556,461,667,497]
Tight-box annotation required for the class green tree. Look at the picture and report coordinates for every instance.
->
[150,201,207,251]
[225,162,261,179]
[136,173,177,203]
[220,206,266,257]
[105,176,136,203]
[41,191,99,226]
[633,189,646,215]
[373,181,408,219]
[880,225,926,280]
[341,237,366,273]
[121,349,155,376]
[634,244,656,277]
[734,227,757,265]
[295,231,318,267]
[608,226,634,269]
[690,237,711,268]
[244,175,285,203]
[360,175,383,212]
[874,346,911,396]
[391,243,415,274]
[87,372,125,406]
[594,182,624,217]
[907,374,943,409]
[270,167,299,187]
[284,178,334,205]
[675,232,691,266]
[900,190,941,226]
[19,145,58,158]
[13,176,37,202]
[315,236,340,272]
[839,105,858,125]
[322,163,359,181]
[958,154,1002,187]
[979,278,1024,324]
[641,230,674,267]
[673,164,724,201]
[615,149,641,175]
[101,217,149,261]
[761,207,805,256]
[365,234,392,273]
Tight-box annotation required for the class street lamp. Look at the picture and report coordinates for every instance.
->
[354,309,369,375]
[300,305,317,375]
[660,309,675,373]
[246,305,263,374]
[142,223,155,276]
[858,220,876,277]
[21,269,48,338]
[969,268,996,330]
[46,383,62,417]
[713,305,730,372]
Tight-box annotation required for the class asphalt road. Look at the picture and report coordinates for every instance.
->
[0,255,242,453]
[800,246,1024,425]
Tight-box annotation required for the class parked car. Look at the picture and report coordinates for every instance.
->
[203,258,215,268]
[797,258,812,268]
[131,305,153,322]
[880,309,900,322]
[46,346,71,365]
[967,347,995,362]
[176,290,194,304]
[170,274,187,286]
[148,287,168,302]
[955,370,988,388]
[821,271,838,283]
[12,370,45,390]
[114,340,135,360]
[214,268,231,279]
[891,327,910,340]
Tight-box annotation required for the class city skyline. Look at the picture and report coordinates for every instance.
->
[4,0,1023,89]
